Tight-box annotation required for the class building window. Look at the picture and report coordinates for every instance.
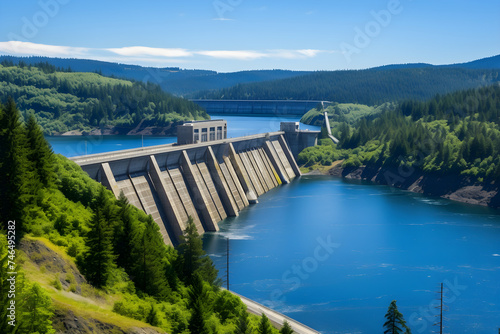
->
[201,128,208,142]
[209,127,215,141]
[217,126,222,140]
[194,129,199,142]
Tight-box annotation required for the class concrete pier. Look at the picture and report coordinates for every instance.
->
[71,131,302,244]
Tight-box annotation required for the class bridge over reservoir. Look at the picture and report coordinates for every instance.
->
[71,131,302,246]
[190,99,333,116]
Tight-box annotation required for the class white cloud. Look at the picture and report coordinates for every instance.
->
[0,41,332,66]
[106,46,192,58]
[268,49,324,59]
[0,41,88,57]
[197,50,267,60]
[296,49,322,57]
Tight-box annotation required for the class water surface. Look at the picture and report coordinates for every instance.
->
[203,176,500,334]
[46,114,317,157]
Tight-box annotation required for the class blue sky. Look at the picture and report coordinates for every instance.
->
[0,0,499,72]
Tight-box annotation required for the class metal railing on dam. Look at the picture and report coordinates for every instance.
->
[70,132,301,246]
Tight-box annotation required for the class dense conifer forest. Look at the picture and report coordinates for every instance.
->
[0,60,208,135]
[196,68,500,105]
[0,100,285,333]
[299,84,500,184]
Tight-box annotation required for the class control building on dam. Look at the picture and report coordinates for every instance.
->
[71,126,309,246]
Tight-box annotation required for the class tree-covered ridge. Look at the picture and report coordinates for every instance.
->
[299,84,500,183]
[0,55,309,96]
[300,102,396,127]
[0,100,288,333]
[0,61,208,135]
[195,68,500,105]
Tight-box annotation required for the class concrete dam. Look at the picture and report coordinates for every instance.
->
[190,99,333,116]
[71,132,302,246]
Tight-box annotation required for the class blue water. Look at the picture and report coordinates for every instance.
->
[46,115,500,333]
[46,115,317,157]
[203,176,500,334]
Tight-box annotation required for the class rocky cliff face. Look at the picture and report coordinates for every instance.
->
[327,164,500,208]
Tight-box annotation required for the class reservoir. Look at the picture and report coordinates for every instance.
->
[47,115,500,333]
[47,114,318,157]
[204,176,500,334]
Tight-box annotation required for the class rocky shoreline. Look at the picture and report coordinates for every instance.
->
[54,120,178,136]
[306,163,500,209]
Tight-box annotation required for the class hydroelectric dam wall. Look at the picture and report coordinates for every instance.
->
[70,132,301,246]
[190,99,333,116]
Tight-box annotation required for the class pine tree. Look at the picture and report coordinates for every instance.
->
[130,216,169,298]
[233,310,252,334]
[188,272,211,334]
[25,114,54,188]
[114,193,135,271]
[81,187,115,288]
[280,320,294,334]
[176,216,218,285]
[257,314,273,334]
[146,302,160,327]
[383,300,411,334]
[0,98,29,233]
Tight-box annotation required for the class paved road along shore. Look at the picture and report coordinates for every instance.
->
[229,291,321,334]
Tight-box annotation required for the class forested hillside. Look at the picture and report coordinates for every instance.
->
[0,99,286,333]
[0,56,308,96]
[0,61,208,135]
[300,102,396,127]
[299,84,500,192]
[196,68,500,105]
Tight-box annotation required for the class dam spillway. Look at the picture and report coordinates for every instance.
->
[70,132,301,246]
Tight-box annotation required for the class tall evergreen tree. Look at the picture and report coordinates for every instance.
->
[81,187,115,288]
[280,320,294,334]
[383,300,411,334]
[114,193,135,271]
[25,114,54,188]
[188,272,211,334]
[0,98,29,233]
[130,216,170,298]
[176,216,218,285]
[146,302,161,327]
[257,314,273,334]
[233,310,252,334]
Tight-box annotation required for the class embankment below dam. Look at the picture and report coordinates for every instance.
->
[312,163,500,208]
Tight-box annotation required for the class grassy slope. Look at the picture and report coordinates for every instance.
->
[20,236,165,333]
[300,103,379,126]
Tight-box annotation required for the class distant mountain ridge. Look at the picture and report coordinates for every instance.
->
[0,55,308,96]
[0,54,499,101]
[372,54,500,71]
